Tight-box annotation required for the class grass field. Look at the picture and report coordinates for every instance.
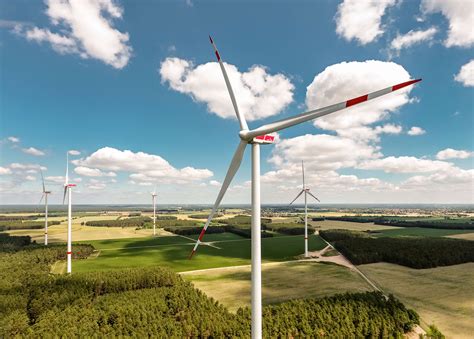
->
[72,233,326,273]
[358,262,474,339]
[374,227,474,238]
[310,219,402,231]
[183,261,372,312]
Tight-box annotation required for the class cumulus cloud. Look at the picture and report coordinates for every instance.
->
[45,176,65,184]
[390,27,437,51]
[16,0,132,68]
[407,126,426,136]
[335,0,396,45]
[454,60,474,87]
[0,167,12,175]
[209,180,221,186]
[436,148,474,160]
[7,136,20,143]
[74,166,116,177]
[421,0,474,48]
[306,60,414,133]
[402,167,474,189]
[160,57,294,121]
[73,147,213,184]
[357,156,453,173]
[68,150,81,155]
[21,147,46,156]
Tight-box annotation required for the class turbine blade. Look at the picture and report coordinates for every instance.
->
[302,160,305,189]
[307,190,320,202]
[245,79,422,139]
[39,193,45,205]
[289,190,304,205]
[209,36,249,131]
[189,140,247,258]
[65,152,69,185]
[62,186,67,204]
[40,169,46,193]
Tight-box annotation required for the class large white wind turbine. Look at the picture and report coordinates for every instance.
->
[189,36,421,339]
[289,161,319,258]
[39,170,51,246]
[151,186,157,236]
[63,152,76,274]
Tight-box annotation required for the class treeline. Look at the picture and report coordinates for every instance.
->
[164,225,273,238]
[0,220,60,231]
[0,215,42,221]
[188,213,222,219]
[320,230,474,269]
[85,217,152,227]
[1,238,420,337]
[321,216,474,229]
[264,222,315,235]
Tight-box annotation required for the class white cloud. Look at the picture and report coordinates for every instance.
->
[0,167,12,175]
[421,0,474,48]
[436,148,474,160]
[7,136,20,143]
[160,57,294,121]
[73,147,213,184]
[402,167,474,188]
[74,166,116,177]
[358,156,453,173]
[9,163,46,171]
[454,60,474,87]
[68,150,81,155]
[407,126,426,136]
[209,180,221,186]
[390,27,437,51]
[45,176,65,184]
[21,147,46,156]
[306,60,414,132]
[17,0,132,69]
[335,0,396,45]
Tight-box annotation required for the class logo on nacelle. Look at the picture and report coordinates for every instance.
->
[253,135,275,144]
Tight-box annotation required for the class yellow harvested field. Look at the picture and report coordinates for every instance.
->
[358,263,474,339]
[184,261,372,312]
[446,233,474,241]
[6,224,171,243]
[309,219,401,231]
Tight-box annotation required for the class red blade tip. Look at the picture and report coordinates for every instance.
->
[392,78,422,91]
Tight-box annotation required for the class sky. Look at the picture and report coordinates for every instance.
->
[0,0,473,205]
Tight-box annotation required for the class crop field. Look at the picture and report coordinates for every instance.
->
[309,219,401,231]
[71,233,326,273]
[183,261,372,312]
[358,262,474,339]
[373,227,474,238]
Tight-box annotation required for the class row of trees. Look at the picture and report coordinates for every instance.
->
[85,217,152,227]
[320,230,474,268]
[264,222,315,235]
[321,216,474,229]
[1,237,420,337]
[0,220,60,231]
[164,225,274,238]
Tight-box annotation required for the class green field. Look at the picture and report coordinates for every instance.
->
[73,233,326,273]
[184,261,372,312]
[374,227,474,238]
[359,262,474,339]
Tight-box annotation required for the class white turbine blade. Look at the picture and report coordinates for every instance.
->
[301,160,305,189]
[209,36,249,131]
[289,190,304,205]
[189,140,247,258]
[307,190,320,202]
[62,186,67,204]
[40,169,46,193]
[39,193,45,205]
[65,152,69,185]
[245,79,422,139]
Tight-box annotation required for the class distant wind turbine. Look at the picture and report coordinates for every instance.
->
[151,186,157,236]
[189,36,421,339]
[39,169,51,246]
[289,161,320,258]
[63,152,76,274]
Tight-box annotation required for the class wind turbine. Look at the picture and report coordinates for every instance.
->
[189,36,421,339]
[63,152,76,274]
[289,161,319,258]
[151,185,157,236]
[39,170,51,246]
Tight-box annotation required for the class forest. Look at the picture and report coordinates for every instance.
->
[321,216,474,229]
[0,233,420,337]
[320,230,474,268]
[0,220,60,231]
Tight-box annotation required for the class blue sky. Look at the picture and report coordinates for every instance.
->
[0,0,473,204]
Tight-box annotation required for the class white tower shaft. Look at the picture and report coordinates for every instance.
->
[304,190,308,258]
[153,195,156,236]
[44,194,48,246]
[251,143,262,339]
[67,187,72,274]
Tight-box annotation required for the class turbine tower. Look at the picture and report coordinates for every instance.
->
[151,186,157,236]
[289,161,320,258]
[39,170,51,246]
[189,36,421,339]
[63,152,76,274]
